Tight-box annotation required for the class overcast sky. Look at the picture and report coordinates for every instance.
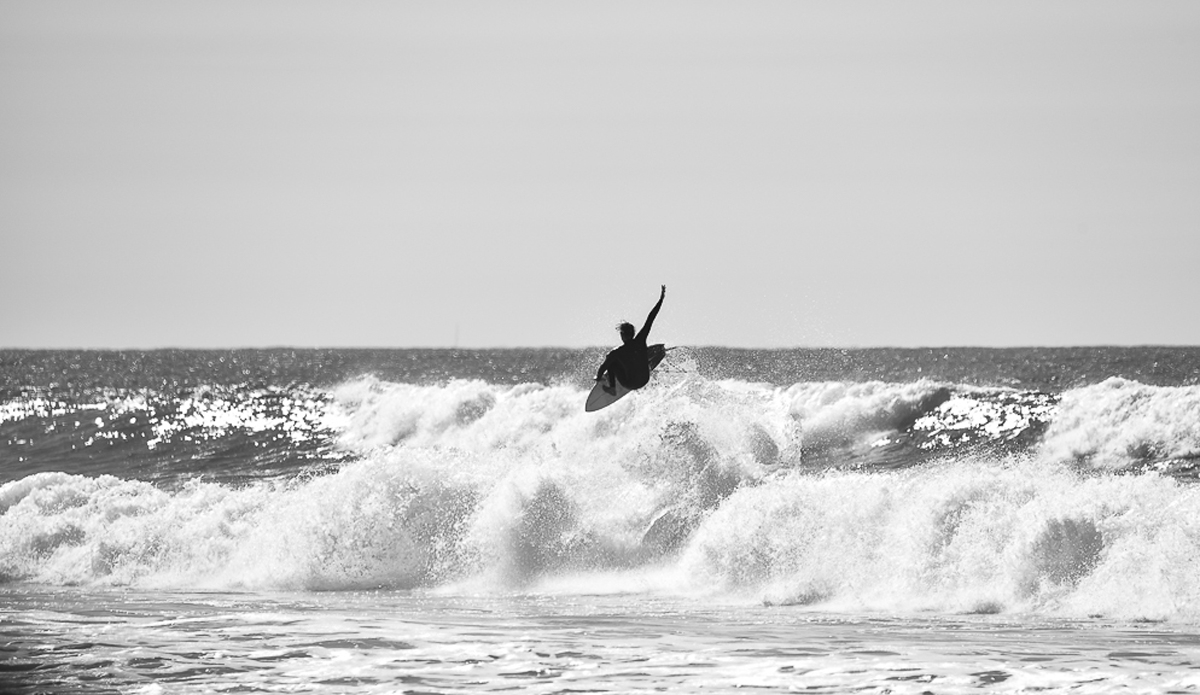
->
[3,1,1198,349]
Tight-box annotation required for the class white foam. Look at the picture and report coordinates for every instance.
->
[678,458,1200,620]
[1040,377,1200,470]
[4,376,1200,622]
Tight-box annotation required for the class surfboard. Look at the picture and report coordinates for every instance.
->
[585,343,668,412]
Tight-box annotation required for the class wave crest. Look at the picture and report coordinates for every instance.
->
[1040,377,1200,474]
[4,375,1199,621]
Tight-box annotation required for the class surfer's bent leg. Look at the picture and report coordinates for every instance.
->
[601,359,628,393]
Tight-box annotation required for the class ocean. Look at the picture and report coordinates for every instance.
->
[3,346,1200,694]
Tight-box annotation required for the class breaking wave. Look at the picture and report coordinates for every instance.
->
[3,374,1200,620]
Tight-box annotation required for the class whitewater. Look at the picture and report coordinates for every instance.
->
[3,347,1200,693]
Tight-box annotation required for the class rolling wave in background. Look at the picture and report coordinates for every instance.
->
[4,350,1200,622]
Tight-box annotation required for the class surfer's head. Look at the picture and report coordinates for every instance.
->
[617,322,635,342]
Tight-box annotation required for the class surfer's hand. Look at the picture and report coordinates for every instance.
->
[660,284,666,297]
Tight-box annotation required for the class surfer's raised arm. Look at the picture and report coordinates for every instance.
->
[635,285,666,343]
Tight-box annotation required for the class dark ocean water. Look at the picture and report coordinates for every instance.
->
[3,347,1200,694]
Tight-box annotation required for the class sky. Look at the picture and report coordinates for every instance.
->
[2,1,1199,349]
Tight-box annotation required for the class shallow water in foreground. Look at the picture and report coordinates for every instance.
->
[4,588,1200,694]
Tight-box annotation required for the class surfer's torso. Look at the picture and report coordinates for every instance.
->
[604,339,651,390]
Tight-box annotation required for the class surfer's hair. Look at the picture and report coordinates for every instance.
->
[617,322,635,338]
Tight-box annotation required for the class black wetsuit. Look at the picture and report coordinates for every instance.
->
[596,290,664,391]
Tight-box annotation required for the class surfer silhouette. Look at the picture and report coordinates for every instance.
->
[595,285,666,395]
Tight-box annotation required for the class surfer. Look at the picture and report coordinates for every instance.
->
[595,285,666,394]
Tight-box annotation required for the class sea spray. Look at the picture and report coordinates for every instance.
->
[1041,377,1200,473]
[4,358,1200,620]
[680,459,1200,620]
